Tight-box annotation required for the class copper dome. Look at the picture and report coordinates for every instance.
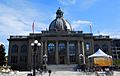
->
[49,8,72,31]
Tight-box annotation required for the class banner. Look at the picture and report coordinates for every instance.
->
[94,57,112,66]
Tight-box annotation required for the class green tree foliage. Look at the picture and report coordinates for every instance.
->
[0,43,6,66]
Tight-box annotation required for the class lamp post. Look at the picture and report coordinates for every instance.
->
[31,40,41,76]
[79,54,86,71]
[43,54,48,72]
[79,54,83,64]
[48,70,52,76]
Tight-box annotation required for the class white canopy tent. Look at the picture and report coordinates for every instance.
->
[88,49,112,58]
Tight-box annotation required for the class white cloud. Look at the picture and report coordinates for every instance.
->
[71,20,92,31]
[94,31,120,39]
[57,0,76,5]
[0,1,49,55]
[0,3,47,36]
[73,20,91,24]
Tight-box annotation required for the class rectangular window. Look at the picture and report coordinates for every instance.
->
[70,55,76,63]
[69,43,76,55]
[11,56,18,64]
[86,43,90,51]
[20,56,27,63]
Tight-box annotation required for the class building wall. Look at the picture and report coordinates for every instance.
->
[111,39,120,66]
[84,38,94,67]
[94,39,111,54]
[8,39,28,70]
[8,34,112,70]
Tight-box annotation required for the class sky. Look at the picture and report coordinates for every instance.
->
[0,0,120,55]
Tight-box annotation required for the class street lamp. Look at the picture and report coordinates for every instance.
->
[43,54,48,72]
[79,54,83,64]
[79,54,86,71]
[31,40,41,76]
[48,70,52,76]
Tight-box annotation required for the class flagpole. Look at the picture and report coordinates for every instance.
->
[32,21,35,43]
[30,21,35,71]
[32,21,35,34]
[90,23,92,33]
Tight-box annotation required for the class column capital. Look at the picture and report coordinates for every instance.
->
[81,40,84,42]
[42,40,48,42]
[66,40,70,42]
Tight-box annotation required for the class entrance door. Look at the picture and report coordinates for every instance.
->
[48,54,55,64]
[70,55,76,64]
[59,56,65,64]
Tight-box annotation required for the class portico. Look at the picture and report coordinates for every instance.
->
[30,32,85,65]
[41,40,84,64]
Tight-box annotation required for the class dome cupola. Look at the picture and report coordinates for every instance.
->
[56,8,63,18]
[49,8,72,31]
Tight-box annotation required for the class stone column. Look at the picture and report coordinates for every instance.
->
[55,41,59,64]
[77,41,80,64]
[45,41,47,55]
[44,41,48,65]
[66,41,70,64]
[40,42,43,64]
[82,41,85,64]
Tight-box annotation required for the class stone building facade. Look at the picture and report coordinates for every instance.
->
[8,8,111,70]
[111,39,120,65]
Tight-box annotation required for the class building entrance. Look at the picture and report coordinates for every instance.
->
[70,55,76,64]
[59,56,65,64]
[48,54,55,64]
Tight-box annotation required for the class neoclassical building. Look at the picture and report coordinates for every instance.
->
[8,8,112,70]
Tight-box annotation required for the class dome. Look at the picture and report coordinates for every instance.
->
[49,8,72,31]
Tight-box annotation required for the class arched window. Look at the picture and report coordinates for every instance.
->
[59,43,65,51]
[69,43,76,63]
[11,56,18,63]
[12,44,18,53]
[94,44,100,52]
[69,43,76,55]
[21,45,27,53]
[102,44,108,53]
[48,43,55,53]
[86,42,90,51]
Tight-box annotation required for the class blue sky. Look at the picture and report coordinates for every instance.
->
[0,0,120,55]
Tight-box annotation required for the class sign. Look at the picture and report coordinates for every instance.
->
[94,57,112,66]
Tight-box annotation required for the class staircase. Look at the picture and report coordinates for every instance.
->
[47,64,76,71]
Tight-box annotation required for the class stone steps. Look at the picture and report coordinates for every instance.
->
[47,64,77,71]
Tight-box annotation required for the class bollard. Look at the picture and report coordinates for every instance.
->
[48,70,52,76]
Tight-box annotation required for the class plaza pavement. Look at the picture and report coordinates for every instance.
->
[0,71,120,76]
[0,65,120,76]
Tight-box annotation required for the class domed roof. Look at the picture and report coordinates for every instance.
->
[49,8,72,31]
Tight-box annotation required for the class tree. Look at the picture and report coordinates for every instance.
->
[0,43,6,66]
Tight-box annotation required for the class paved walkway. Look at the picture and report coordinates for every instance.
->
[0,71,120,76]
